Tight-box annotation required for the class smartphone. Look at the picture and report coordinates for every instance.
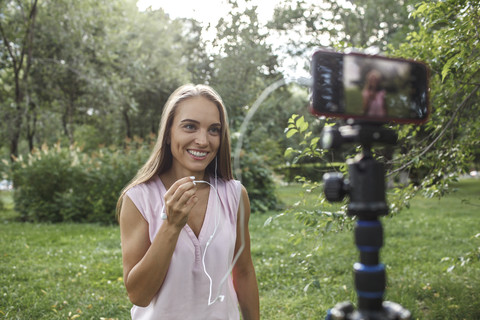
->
[310,50,429,124]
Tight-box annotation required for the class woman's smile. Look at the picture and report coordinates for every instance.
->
[187,149,209,159]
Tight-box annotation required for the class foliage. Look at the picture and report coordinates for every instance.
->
[274,0,480,246]
[277,114,343,182]
[1,1,296,214]
[0,0,206,156]
[207,2,302,213]
[280,114,354,236]
[284,114,327,162]
[211,0,282,124]
[0,0,294,159]
[2,0,476,233]
[389,0,480,197]
[269,0,420,56]
[10,140,150,223]
[6,136,277,221]
[236,150,280,213]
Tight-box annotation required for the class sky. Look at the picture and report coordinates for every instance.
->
[136,0,282,24]
[136,0,311,78]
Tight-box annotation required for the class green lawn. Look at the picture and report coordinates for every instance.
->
[1,179,479,319]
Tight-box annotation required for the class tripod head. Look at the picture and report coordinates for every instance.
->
[322,122,396,220]
[321,122,397,150]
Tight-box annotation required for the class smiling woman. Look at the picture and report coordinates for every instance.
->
[116,84,260,320]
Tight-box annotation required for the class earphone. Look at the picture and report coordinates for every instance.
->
[160,177,211,220]
[160,163,226,305]
[160,176,202,220]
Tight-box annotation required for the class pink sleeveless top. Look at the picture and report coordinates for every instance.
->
[363,89,387,117]
[125,176,241,320]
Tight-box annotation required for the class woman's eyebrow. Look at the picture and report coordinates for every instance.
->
[180,119,222,128]
[180,119,200,124]
[180,119,221,127]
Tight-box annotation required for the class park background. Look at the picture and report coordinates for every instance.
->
[1,0,479,319]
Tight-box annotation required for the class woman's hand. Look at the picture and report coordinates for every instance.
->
[163,177,198,229]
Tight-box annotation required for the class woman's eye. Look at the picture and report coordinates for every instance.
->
[209,127,221,135]
[184,124,196,130]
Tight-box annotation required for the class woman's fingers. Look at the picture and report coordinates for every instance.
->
[164,176,195,199]
[163,177,197,226]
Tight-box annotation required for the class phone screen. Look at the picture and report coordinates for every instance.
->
[310,50,429,124]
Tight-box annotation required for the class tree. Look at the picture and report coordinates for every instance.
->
[207,0,297,211]
[282,0,480,233]
[210,0,282,120]
[122,9,198,139]
[268,0,420,64]
[1,0,207,152]
[0,0,39,159]
[390,0,480,195]
[0,0,305,217]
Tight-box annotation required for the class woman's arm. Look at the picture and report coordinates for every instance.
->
[232,186,260,320]
[119,177,197,307]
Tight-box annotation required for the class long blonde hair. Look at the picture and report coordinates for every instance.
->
[116,84,233,216]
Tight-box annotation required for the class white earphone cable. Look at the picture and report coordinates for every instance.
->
[161,77,311,306]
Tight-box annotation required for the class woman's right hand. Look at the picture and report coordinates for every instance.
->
[120,177,198,307]
[163,177,198,229]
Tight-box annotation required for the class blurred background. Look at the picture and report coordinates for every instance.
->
[1,0,479,221]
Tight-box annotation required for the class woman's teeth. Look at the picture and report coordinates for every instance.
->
[188,150,207,157]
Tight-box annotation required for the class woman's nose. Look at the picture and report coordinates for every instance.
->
[194,130,208,146]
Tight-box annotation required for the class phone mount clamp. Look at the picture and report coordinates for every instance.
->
[322,122,411,320]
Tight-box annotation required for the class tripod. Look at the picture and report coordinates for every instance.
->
[322,123,411,320]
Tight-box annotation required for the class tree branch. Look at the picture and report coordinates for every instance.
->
[17,0,38,73]
[388,85,480,176]
[0,22,18,69]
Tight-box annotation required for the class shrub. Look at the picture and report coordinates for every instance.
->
[11,142,149,224]
[236,151,280,213]
[12,144,83,222]
[10,133,278,222]
[83,144,150,223]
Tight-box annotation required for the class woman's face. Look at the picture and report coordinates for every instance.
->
[367,72,381,89]
[168,96,221,177]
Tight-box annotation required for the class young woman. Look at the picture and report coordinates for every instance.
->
[117,84,260,319]
[362,69,387,117]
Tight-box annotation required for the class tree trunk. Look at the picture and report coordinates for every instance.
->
[0,0,39,160]
[62,99,75,145]
[10,72,24,161]
[123,107,132,139]
[26,101,37,152]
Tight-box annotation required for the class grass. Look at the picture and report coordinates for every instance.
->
[1,179,479,319]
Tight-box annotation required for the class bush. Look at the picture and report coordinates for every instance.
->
[237,151,280,213]
[12,145,82,222]
[9,137,279,222]
[11,142,150,224]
